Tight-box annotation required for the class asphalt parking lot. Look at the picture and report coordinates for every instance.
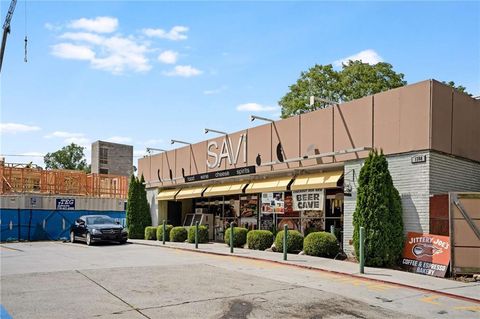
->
[1,241,479,318]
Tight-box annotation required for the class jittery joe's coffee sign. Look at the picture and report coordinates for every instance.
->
[401,232,450,278]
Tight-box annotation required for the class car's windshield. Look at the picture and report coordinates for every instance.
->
[86,216,115,225]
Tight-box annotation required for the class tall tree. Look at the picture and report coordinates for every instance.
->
[44,143,89,172]
[442,81,470,95]
[352,150,404,267]
[279,61,406,118]
[126,174,152,239]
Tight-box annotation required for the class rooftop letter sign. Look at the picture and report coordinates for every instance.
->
[207,134,247,168]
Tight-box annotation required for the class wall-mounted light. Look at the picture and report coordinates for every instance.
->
[204,128,227,135]
[250,115,274,122]
[146,147,167,154]
[171,139,191,145]
[309,96,338,108]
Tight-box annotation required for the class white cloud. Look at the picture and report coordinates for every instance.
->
[64,137,90,147]
[0,123,41,134]
[203,85,227,95]
[236,103,279,112]
[157,50,178,64]
[44,131,84,139]
[52,32,151,74]
[143,26,188,41]
[68,16,118,33]
[134,149,148,158]
[44,22,62,31]
[105,136,132,144]
[164,65,202,77]
[51,43,96,60]
[334,49,383,67]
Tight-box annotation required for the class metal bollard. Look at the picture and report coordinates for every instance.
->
[283,224,288,261]
[195,221,199,249]
[230,222,234,253]
[359,226,365,274]
[162,220,166,245]
[330,225,335,238]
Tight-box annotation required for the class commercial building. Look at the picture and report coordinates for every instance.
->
[138,80,480,256]
[91,140,133,177]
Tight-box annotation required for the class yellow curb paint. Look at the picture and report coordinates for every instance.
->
[453,306,480,312]
[420,295,441,305]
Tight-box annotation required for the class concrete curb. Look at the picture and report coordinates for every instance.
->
[133,241,480,304]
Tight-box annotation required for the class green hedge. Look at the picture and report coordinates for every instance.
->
[274,230,303,253]
[156,224,173,241]
[144,226,157,240]
[187,225,209,243]
[224,227,248,247]
[303,232,339,258]
[247,230,274,250]
[170,226,187,242]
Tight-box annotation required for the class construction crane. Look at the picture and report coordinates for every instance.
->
[0,0,18,73]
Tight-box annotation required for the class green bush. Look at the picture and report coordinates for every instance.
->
[156,224,173,241]
[303,232,339,258]
[126,174,152,239]
[144,226,157,240]
[224,227,248,247]
[353,149,404,267]
[170,227,187,242]
[187,225,209,243]
[247,230,274,250]
[275,230,303,253]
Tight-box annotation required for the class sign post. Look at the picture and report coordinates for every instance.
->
[283,224,288,261]
[162,220,166,245]
[230,222,234,253]
[359,226,365,274]
[195,221,199,249]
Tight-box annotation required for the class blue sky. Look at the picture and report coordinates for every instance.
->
[1,1,479,167]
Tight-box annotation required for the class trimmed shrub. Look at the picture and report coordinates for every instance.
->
[274,230,303,253]
[303,232,339,258]
[187,225,209,243]
[144,226,157,240]
[170,227,187,242]
[126,174,152,239]
[353,149,404,267]
[224,227,248,247]
[247,230,274,250]
[156,224,173,241]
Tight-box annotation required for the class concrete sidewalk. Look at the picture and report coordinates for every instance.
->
[129,239,480,302]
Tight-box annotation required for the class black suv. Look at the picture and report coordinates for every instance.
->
[70,215,128,245]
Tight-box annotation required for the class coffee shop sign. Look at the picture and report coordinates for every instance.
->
[207,134,247,168]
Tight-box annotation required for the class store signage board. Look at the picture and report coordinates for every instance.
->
[401,232,450,278]
[56,198,75,210]
[292,189,324,210]
[411,155,427,164]
[185,166,256,183]
[207,134,247,168]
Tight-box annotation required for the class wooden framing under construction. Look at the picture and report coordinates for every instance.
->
[0,163,128,199]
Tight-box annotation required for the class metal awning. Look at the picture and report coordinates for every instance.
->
[156,189,181,201]
[175,186,207,200]
[291,171,343,190]
[245,176,293,194]
[203,182,249,197]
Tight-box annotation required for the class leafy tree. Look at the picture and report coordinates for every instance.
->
[126,174,152,239]
[44,143,89,172]
[279,61,406,118]
[442,81,471,96]
[352,150,404,267]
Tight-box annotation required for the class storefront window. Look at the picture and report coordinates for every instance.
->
[240,195,258,230]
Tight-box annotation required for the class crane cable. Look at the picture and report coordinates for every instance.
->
[24,0,27,63]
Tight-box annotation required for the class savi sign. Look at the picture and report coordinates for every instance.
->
[207,134,247,169]
[185,166,256,183]
[401,232,450,277]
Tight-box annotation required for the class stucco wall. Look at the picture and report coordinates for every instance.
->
[343,151,431,255]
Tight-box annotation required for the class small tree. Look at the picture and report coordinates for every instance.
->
[126,175,151,239]
[352,150,404,267]
[44,143,89,172]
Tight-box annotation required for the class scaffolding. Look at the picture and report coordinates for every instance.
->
[0,162,128,199]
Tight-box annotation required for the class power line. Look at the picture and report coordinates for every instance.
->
[1,154,145,158]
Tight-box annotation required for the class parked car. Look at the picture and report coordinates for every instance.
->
[70,215,128,245]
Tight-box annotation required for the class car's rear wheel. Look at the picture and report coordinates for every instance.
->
[119,239,127,244]
[70,231,75,243]
[86,233,92,246]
